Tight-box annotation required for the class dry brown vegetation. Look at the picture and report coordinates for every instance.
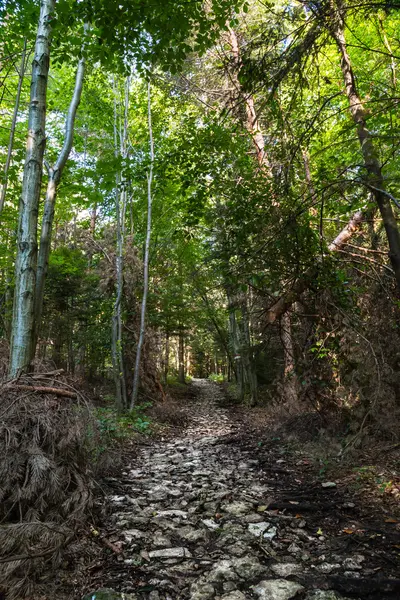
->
[0,374,98,599]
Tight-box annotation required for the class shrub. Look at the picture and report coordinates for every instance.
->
[95,404,151,445]
[208,373,224,383]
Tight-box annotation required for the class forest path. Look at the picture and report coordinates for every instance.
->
[86,380,400,600]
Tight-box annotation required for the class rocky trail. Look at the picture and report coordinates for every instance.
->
[83,380,400,600]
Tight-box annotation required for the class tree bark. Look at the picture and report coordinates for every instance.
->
[178,330,185,384]
[0,39,27,215]
[9,0,55,377]
[90,203,97,236]
[131,81,154,407]
[33,42,86,350]
[226,288,244,401]
[111,75,129,412]
[280,312,298,406]
[163,331,170,384]
[240,294,258,405]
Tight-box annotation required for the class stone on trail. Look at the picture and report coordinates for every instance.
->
[317,562,340,574]
[221,501,253,516]
[207,559,238,582]
[263,525,277,540]
[231,556,267,579]
[148,547,192,559]
[201,518,220,530]
[248,521,271,537]
[176,524,205,542]
[190,581,216,600]
[122,528,146,542]
[88,381,374,600]
[342,554,365,570]
[152,531,172,547]
[252,579,304,600]
[82,589,137,600]
[305,592,354,600]
[154,509,188,519]
[271,562,302,576]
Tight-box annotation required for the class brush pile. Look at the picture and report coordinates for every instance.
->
[0,370,98,599]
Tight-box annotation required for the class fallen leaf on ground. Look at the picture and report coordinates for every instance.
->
[385,518,398,523]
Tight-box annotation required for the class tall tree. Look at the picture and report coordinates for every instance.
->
[131,81,154,407]
[9,0,55,377]
[329,0,400,290]
[33,30,87,349]
[111,75,129,411]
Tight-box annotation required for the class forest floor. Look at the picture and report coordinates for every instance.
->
[70,380,400,600]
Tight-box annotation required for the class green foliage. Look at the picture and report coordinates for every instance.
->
[166,374,192,386]
[2,0,400,418]
[208,373,224,383]
[96,404,152,443]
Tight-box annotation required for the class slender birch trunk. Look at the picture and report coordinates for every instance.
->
[33,40,86,350]
[240,294,258,405]
[178,330,185,384]
[0,39,27,215]
[9,0,55,377]
[111,76,129,411]
[330,0,400,291]
[163,330,170,384]
[131,81,154,408]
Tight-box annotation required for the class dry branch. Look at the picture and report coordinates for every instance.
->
[4,384,76,397]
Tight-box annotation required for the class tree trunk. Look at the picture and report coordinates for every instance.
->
[111,75,129,411]
[34,45,86,351]
[227,288,244,401]
[0,39,27,215]
[163,331,170,384]
[90,203,97,236]
[131,81,154,408]
[228,26,294,404]
[280,312,299,407]
[9,0,55,377]
[330,0,400,291]
[240,294,258,405]
[178,331,185,384]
